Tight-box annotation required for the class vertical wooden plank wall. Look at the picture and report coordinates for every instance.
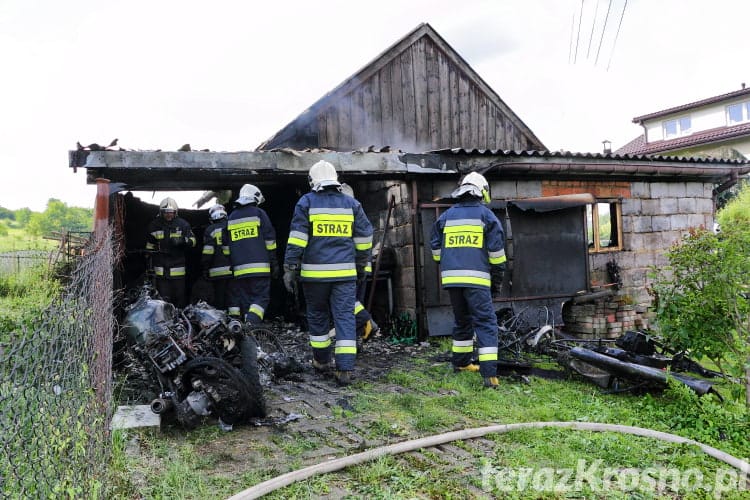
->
[316,37,529,152]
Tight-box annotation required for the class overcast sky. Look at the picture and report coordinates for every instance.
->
[1,0,748,211]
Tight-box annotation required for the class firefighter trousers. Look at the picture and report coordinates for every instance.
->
[448,287,498,378]
[228,277,270,324]
[303,280,356,371]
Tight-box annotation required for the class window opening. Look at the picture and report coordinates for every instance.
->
[587,200,622,252]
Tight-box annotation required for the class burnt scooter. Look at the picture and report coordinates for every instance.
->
[123,285,266,429]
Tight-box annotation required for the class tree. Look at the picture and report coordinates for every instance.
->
[0,206,14,221]
[14,208,31,227]
[26,199,93,236]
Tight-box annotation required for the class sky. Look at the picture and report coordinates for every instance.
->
[1,0,749,211]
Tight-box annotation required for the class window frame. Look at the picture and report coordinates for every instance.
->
[586,199,623,253]
[662,115,692,139]
[726,101,750,125]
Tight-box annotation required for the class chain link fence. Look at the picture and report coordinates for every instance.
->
[0,250,53,277]
[1,228,116,498]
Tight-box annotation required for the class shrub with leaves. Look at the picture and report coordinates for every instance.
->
[649,195,750,404]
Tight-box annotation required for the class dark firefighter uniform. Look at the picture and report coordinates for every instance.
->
[224,204,277,324]
[145,216,196,307]
[201,218,232,310]
[430,199,506,378]
[285,191,373,372]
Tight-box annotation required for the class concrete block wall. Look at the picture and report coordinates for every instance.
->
[601,180,715,309]
[356,180,416,318]
[355,176,716,336]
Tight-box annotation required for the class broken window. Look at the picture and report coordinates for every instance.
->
[586,200,622,252]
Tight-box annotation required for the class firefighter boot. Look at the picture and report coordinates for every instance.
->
[483,377,500,389]
[334,370,353,386]
[362,318,380,342]
[453,363,480,373]
[311,359,334,373]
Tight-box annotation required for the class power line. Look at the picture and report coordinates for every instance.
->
[569,10,575,63]
[586,0,601,59]
[573,0,584,63]
[607,0,628,71]
[594,0,612,65]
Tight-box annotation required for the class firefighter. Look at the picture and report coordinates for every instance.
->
[340,183,379,341]
[145,197,196,308]
[283,161,373,386]
[200,204,232,310]
[225,184,278,324]
[430,172,506,388]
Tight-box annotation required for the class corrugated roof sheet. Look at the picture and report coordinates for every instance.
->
[429,148,749,164]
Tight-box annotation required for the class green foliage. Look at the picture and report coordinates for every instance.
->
[14,207,32,226]
[0,206,14,220]
[718,181,750,227]
[649,225,749,384]
[25,199,93,236]
[0,221,7,236]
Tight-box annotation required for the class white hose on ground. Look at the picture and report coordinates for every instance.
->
[227,421,750,499]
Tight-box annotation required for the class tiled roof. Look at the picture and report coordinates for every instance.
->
[613,135,646,155]
[632,86,750,123]
[613,122,750,156]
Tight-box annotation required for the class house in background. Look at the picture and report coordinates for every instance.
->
[616,85,750,159]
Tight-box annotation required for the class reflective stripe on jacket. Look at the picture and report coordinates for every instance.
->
[225,204,277,278]
[284,189,373,282]
[201,220,232,279]
[145,215,195,280]
[430,199,506,289]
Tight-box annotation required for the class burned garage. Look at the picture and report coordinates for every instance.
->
[70,148,749,341]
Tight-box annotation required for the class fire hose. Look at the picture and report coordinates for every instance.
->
[227,421,750,499]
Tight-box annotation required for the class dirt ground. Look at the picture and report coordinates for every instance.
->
[121,319,458,480]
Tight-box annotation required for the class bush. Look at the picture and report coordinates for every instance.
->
[649,192,750,405]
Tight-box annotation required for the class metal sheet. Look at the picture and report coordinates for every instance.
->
[508,205,589,297]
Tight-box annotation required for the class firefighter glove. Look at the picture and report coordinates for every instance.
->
[490,263,505,298]
[270,256,280,280]
[282,264,299,293]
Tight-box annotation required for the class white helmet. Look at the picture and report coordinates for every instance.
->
[308,160,340,192]
[159,197,179,214]
[340,182,354,198]
[236,184,265,206]
[208,204,227,221]
[452,171,490,203]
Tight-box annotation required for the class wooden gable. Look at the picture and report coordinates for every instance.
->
[257,23,546,153]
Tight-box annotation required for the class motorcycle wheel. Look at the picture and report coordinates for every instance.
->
[239,335,267,418]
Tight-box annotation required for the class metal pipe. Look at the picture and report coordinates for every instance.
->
[94,178,110,241]
[150,398,174,414]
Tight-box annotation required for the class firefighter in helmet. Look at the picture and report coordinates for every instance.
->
[200,203,232,310]
[283,161,373,386]
[224,184,278,324]
[145,197,196,307]
[430,172,506,388]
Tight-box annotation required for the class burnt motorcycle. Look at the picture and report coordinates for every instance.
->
[122,286,266,429]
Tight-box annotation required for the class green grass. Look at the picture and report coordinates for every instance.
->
[0,225,57,252]
[0,265,58,339]
[107,356,749,499]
